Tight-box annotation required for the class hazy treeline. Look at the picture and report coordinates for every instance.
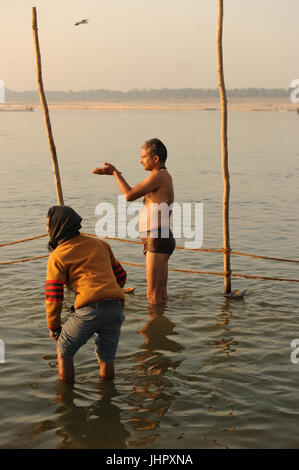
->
[6,87,291,102]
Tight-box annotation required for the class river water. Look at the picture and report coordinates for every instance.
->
[0,108,298,449]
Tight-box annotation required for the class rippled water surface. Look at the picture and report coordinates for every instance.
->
[0,109,299,449]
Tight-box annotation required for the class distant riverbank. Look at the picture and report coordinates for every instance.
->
[2,97,297,111]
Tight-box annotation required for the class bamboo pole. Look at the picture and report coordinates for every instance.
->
[31,7,64,205]
[217,0,231,294]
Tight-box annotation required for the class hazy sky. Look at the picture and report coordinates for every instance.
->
[1,0,298,91]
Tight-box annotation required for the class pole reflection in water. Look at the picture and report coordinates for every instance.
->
[207,300,238,358]
[200,300,238,448]
[125,303,185,447]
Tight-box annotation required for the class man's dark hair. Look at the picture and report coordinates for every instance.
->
[142,138,167,163]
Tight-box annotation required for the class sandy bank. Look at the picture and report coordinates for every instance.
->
[2,97,298,112]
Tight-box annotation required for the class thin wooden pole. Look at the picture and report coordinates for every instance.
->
[217,0,231,294]
[31,7,64,205]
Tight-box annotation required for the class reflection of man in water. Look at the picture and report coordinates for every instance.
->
[135,304,184,377]
[126,304,184,444]
[93,138,175,305]
[54,381,130,448]
[139,304,184,356]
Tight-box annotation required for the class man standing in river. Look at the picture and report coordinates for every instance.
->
[92,138,175,305]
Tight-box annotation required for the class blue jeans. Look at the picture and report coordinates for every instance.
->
[57,299,125,362]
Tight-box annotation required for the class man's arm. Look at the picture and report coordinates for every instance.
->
[112,170,133,199]
[112,261,127,288]
[93,163,133,196]
[92,163,161,201]
[106,243,127,288]
[45,253,66,340]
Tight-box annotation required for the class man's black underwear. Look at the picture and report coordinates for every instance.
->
[141,228,176,256]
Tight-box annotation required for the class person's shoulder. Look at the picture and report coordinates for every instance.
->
[80,233,106,246]
[81,234,110,250]
[96,238,110,249]
[164,169,173,180]
[158,169,173,184]
[48,248,64,268]
[93,237,114,258]
[149,169,171,183]
[99,239,114,255]
[48,250,56,262]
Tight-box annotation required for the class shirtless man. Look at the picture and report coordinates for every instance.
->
[92,138,175,305]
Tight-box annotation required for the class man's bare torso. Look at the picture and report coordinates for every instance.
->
[139,169,174,233]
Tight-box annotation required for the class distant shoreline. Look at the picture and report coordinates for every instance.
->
[1,97,298,112]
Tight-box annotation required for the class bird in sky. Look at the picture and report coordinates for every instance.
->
[74,19,89,26]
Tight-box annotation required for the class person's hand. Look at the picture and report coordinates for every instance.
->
[49,328,61,343]
[92,163,117,175]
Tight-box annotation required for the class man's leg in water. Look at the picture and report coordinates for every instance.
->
[57,351,75,384]
[163,263,169,299]
[94,302,124,380]
[146,252,170,304]
[57,351,114,381]
[97,360,115,379]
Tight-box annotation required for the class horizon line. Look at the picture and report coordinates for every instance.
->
[4,86,292,93]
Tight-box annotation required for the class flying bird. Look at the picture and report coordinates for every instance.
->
[74,19,89,26]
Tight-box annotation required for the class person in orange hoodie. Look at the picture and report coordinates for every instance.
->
[45,205,126,384]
